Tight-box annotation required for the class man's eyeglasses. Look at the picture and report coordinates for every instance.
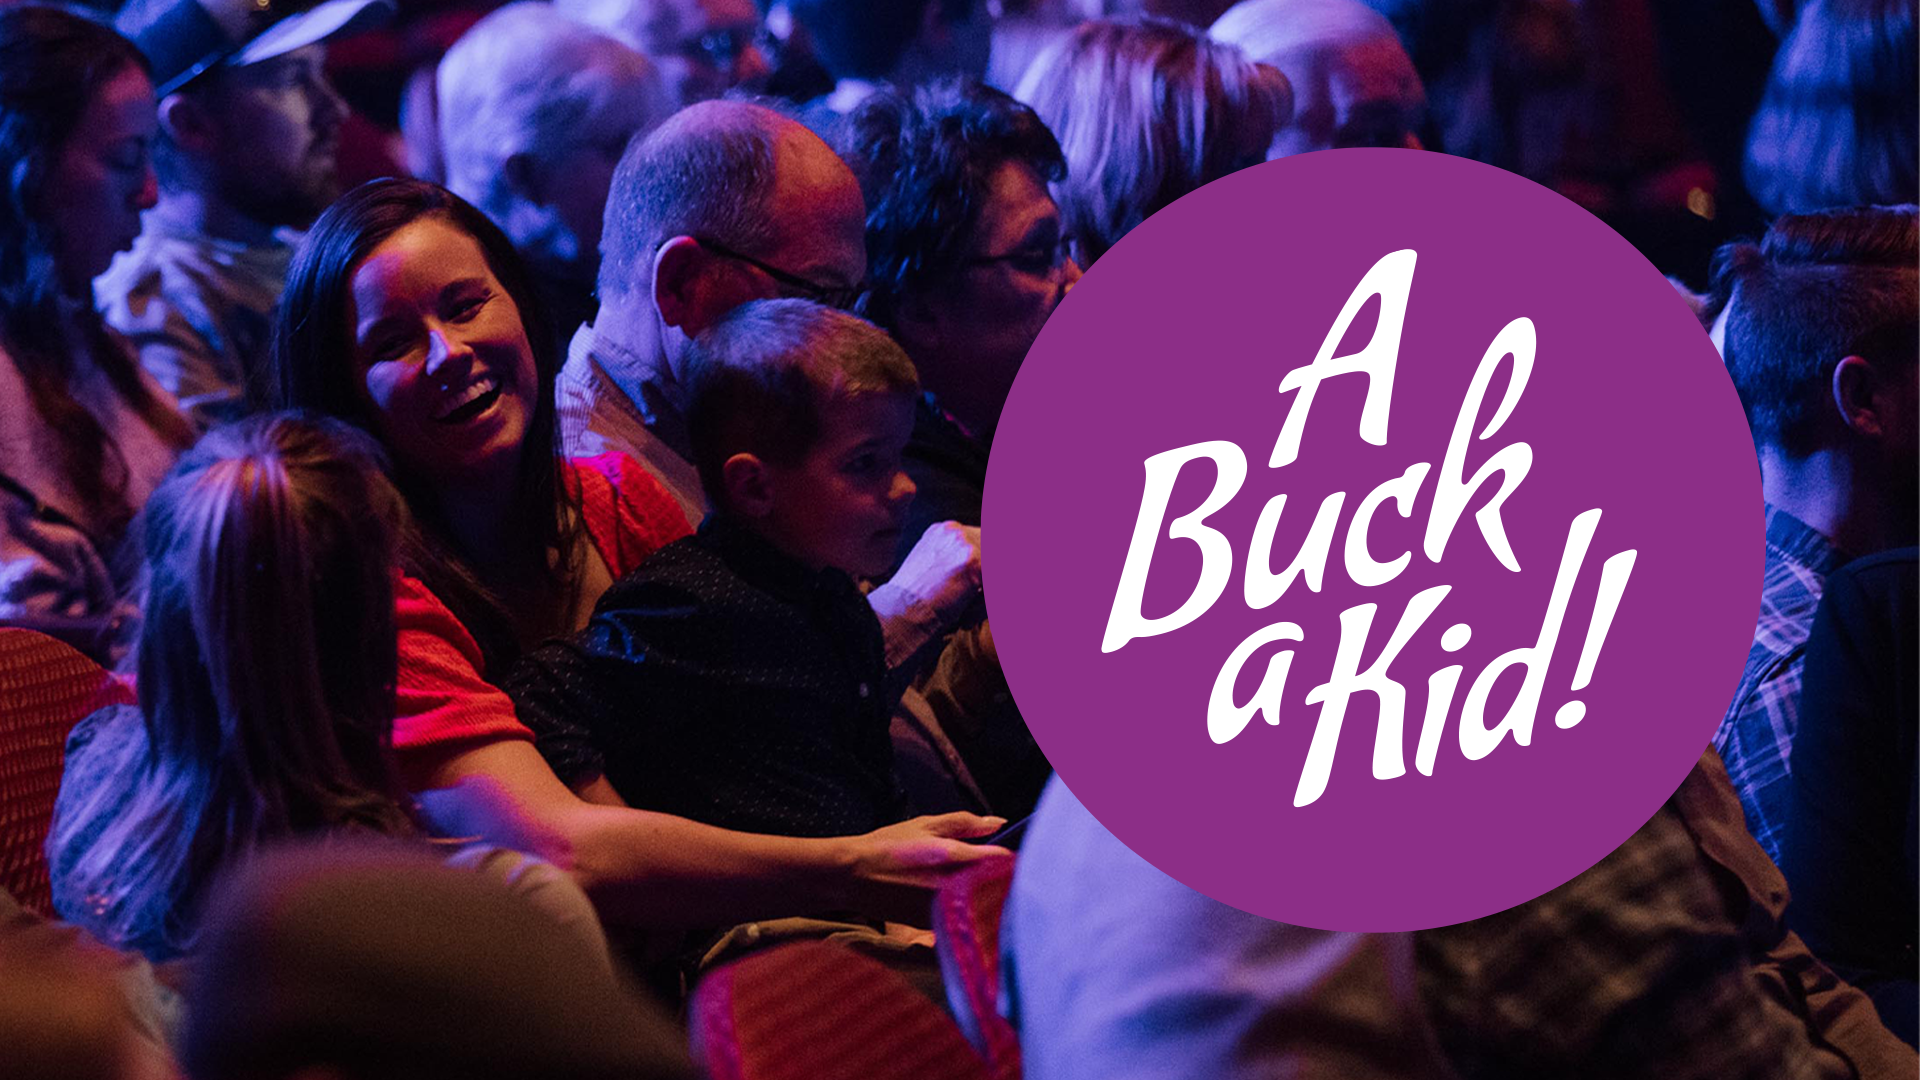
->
[964,234,1077,278]
[696,237,866,311]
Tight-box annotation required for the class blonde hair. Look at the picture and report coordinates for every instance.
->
[1015,17,1290,264]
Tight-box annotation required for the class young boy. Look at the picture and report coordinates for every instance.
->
[507,299,925,839]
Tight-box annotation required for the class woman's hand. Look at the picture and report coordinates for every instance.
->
[836,812,1011,924]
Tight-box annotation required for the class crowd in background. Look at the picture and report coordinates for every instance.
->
[0,0,1913,1076]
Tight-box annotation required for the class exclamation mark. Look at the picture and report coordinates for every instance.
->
[1553,548,1637,729]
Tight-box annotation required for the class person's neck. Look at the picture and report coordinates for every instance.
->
[591,295,678,392]
[720,512,824,574]
[913,351,999,443]
[439,464,528,581]
[149,188,278,248]
[1761,444,1910,556]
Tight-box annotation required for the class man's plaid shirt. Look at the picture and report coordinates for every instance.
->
[1713,506,1848,862]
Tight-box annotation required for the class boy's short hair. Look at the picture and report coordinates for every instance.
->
[685,299,919,508]
[1714,204,1917,457]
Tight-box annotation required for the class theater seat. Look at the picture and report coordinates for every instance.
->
[0,628,132,916]
[935,859,1021,1080]
[690,940,990,1080]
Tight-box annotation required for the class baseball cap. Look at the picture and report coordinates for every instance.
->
[116,0,396,97]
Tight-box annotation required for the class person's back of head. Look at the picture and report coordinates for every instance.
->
[1745,0,1918,216]
[598,99,788,308]
[54,412,419,960]
[1210,0,1422,156]
[1716,205,1918,462]
[0,912,173,1080]
[1014,16,1290,264]
[438,3,669,286]
[183,840,696,1080]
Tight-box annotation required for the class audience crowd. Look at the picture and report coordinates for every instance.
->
[0,0,1912,1075]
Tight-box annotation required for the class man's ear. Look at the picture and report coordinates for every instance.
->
[156,93,217,157]
[653,235,748,337]
[1833,355,1887,439]
[721,452,775,517]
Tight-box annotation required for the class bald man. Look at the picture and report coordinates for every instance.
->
[1211,0,1425,157]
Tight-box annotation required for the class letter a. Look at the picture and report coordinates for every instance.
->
[1271,249,1417,468]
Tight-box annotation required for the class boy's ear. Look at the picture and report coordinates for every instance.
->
[721,452,775,517]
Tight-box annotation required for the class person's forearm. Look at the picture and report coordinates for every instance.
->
[421,739,859,928]
[560,803,859,928]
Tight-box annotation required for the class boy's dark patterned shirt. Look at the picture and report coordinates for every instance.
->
[507,515,904,838]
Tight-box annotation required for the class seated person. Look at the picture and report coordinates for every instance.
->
[49,414,600,964]
[508,299,926,839]
[1781,547,1918,1045]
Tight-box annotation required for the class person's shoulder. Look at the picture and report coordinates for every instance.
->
[61,702,144,772]
[1832,546,1918,585]
[567,451,697,571]
[96,232,220,305]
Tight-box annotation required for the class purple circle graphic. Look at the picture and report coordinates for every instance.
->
[985,149,1760,931]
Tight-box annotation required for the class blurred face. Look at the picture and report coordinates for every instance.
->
[347,218,540,489]
[1268,36,1422,159]
[526,59,664,282]
[760,391,918,577]
[201,46,349,227]
[649,0,771,106]
[902,160,1079,433]
[46,65,158,291]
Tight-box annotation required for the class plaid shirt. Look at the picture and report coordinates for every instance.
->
[1416,750,1912,1080]
[1713,506,1848,862]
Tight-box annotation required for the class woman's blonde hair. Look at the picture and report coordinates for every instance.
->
[1015,17,1290,264]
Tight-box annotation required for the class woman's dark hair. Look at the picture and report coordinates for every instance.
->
[269,177,576,673]
[53,412,420,959]
[840,78,1067,332]
[0,4,192,536]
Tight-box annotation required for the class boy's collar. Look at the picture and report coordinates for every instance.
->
[696,513,863,602]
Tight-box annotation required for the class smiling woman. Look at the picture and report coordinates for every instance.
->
[0,5,193,663]
[269,176,1008,941]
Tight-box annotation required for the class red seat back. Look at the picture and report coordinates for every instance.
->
[934,859,1020,1080]
[0,628,132,915]
[690,940,991,1080]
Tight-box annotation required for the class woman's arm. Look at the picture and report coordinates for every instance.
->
[418,739,1008,929]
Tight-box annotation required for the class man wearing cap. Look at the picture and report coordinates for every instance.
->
[98,0,390,428]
